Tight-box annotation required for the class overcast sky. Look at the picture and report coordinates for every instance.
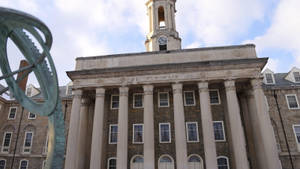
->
[1,0,300,86]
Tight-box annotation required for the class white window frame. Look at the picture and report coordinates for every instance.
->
[213,121,226,142]
[159,123,171,143]
[293,72,300,83]
[1,132,12,153]
[158,92,169,107]
[109,124,118,144]
[184,91,196,106]
[23,132,34,154]
[186,122,199,142]
[43,133,49,154]
[107,157,117,169]
[285,94,300,110]
[217,156,230,169]
[209,89,221,105]
[133,93,144,108]
[264,73,275,84]
[293,125,300,151]
[19,159,28,169]
[111,95,119,110]
[8,107,17,120]
[28,112,36,120]
[0,159,6,169]
[133,124,144,144]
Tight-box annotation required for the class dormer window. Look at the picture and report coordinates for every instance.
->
[293,72,300,83]
[26,87,32,97]
[265,73,275,84]
[158,6,166,29]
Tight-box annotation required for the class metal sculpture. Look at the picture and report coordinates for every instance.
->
[0,7,65,169]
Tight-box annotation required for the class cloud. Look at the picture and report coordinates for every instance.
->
[246,0,300,69]
[186,42,201,49]
[264,58,279,72]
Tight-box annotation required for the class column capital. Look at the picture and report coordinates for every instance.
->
[224,80,236,91]
[172,83,183,94]
[95,88,105,97]
[143,85,154,95]
[72,89,83,98]
[81,98,90,106]
[119,86,129,96]
[251,78,263,90]
[198,82,209,92]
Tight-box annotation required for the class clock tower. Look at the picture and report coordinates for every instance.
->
[145,0,181,52]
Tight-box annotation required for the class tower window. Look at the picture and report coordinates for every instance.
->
[158,7,166,28]
[159,45,167,51]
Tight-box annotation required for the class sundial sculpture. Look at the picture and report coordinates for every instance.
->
[0,7,65,169]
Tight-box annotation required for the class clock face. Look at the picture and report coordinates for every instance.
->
[158,36,167,45]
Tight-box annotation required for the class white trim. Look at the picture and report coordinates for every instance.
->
[133,93,144,109]
[19,159,28,169]
[293,124,300,151]
[217,156,230,169]
[133,124,144,144]
[213,121,226,142]
[209,89,221,105]
[23,132,34,154]
[43,133,49,154]
[130,154,144,164]
[158,154,174,169]
[186,122,199,142]
[264,73,275,84]
[158,92,169,107]
[184,91,196,106]
[107,157,117,169]
[111,95,119,110]
[187,154,204,168]
[285,94,300,110]
[159,123,171,143]
[8,107,17,120]
[0,159,6,169]
[1,132,12,153]
[109,124,118,144]
[27,112,36,120]
[293,71,300,83]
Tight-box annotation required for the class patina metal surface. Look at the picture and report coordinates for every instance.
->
[0,7,65,169]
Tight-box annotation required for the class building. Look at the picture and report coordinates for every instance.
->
[64,0,281,169]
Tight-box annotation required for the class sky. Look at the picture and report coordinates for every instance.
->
[1,0,300,87]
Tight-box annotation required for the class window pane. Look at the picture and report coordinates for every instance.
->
[160,124,170,142]
[160,156,172,163]
[287,96,299,108]
[185,92,195,105]
[29,113,36,119]
[25,133,32,147]
[134,94,143,108]
[265,73,274,84]
[109,159,116,169]
[111,95,119,108]
[20,161,28,169]
[0,160,5,169]
[188,155,201,162]
[217,158,228,169]
[133,156,144,163]
[110,125,118,143]
[159,93,169,107]
[9,108,16,119]
[294,72,300,82]
[213,122,225,141]
[3,133,12,147]
[187,123,198,141]
[134,125,143,143]
[209,90,219,104]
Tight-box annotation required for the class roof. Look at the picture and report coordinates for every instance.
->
[263,73,300,89]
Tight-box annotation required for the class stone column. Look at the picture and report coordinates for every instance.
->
[198,82,218,169]
[77,97,90,169]
[116,87,129,169]
[143,85,155,169]
[172,83,188,169]
[90,88,106,169]
[250,79,282,169]
[224,80,249,169]
[65,89,82,169]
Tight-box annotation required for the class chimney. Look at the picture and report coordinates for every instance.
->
[16,60,29,92]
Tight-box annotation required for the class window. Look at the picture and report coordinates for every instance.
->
[265,73,274,84]
[111,95,119,109]
[188,155,203,169]
[109,125,118,144]
[133,124,144,144]
[159,123,171,143]
[293,125,300,144]
[23,132,33,153]
[43,133,49,154]
[158,92,169,107]
[158,155,174,169]
[209,90,220,105]
[107,158,116,169]
[133,93,143,108]
[213,121,226,141]
[130,155,144,169]
[217,156,229,169]
[2,132,12,153]
[8,107,17,119]
[294,72,300,82]
[286,94,300,109]
[159,45,167,51]
[158,7,166,28]
[19,160,28,169]
[184,91,195,106]
[28,112,36,119]
[186,122,199,142]
[0,159,6,169]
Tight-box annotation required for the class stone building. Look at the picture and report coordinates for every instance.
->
[63,0,281,169]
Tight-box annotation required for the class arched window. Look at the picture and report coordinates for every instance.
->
[217,156,229,169]
[188,154,203,169]
[19,159,28,169]
[130,155,144,169]
[107,157,116,169]
[158,6,166,28]
[158,155,174,169]
[0,159,6,169]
